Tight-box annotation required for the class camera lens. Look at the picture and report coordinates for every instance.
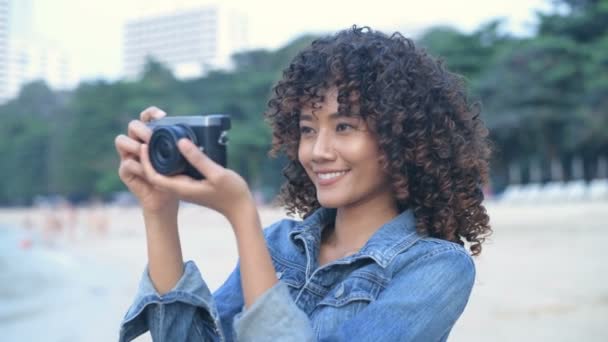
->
[148,124,198,176]
[158,139,172,160]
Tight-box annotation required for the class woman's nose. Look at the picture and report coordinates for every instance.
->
[312,130,336,162]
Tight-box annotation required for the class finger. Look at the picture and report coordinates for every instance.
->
[115,134,141,160]
[119,159,145,180]
[163,173,218,206]
[127,120,152,143]
[177,139,224,182]
[140,106,167,123]
[140,144,215,200]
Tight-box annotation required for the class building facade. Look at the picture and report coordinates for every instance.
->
[123,5,248,80]
[0,0,73,104]
[6,39,73,99]
[0,0,9,103]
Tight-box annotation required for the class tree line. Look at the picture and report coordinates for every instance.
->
[1,0,606,206]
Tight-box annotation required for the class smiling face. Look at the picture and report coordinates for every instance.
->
[297,88,394,209]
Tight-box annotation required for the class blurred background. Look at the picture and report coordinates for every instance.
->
[0,0,607,341]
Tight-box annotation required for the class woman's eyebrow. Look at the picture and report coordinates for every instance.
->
[299,112,350,121]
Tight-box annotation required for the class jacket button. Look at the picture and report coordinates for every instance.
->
[334,283,345,298]
[276,271,283,280]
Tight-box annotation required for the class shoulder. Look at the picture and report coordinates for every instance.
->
[260,217,309,271]
[392,237,476,288]
[262,217,300,241]
[261,217,303,256]
[412,237,474,267]
[376,238,477,333]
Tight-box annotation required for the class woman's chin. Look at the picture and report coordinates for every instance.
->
[317,195,344,209]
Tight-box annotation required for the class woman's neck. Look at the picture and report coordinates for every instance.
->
[323,191,399,252]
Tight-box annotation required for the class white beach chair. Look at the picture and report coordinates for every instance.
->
[499,184,525,203]
[588,179,608,201]
[541,181,567,202]
[520,183,543,202]
[563,180,588,201]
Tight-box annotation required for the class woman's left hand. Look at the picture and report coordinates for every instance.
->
[140,138,254,223]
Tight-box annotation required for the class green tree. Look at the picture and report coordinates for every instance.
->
[0,81,59,205]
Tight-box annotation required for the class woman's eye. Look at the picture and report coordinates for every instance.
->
[299,126,313,134]
[336,123,353,132]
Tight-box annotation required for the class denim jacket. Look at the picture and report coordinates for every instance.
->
[119,207,475,342]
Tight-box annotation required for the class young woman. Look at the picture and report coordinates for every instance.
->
[116,26,492,341]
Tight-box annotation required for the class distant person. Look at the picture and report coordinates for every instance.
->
[87,198,109,238]
[42,206,63,246]
[59,200,79,241]
[21,214,34,231]
[115,26,492,341]
[20,214,35,249]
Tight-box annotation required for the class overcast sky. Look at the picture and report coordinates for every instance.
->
[13,0,551,83]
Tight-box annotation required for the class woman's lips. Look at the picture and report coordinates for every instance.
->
[316,170,350,186]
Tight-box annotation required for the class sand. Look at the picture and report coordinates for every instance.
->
[1,200,607,341]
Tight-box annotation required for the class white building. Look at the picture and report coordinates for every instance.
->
[0,0,9,103]
[0,0,74,104]
[123,5,248,80]
[5,39,74,100]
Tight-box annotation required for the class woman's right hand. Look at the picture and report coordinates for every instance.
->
[114,106,179,216]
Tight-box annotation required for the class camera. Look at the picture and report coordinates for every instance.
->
[146,114,230,180]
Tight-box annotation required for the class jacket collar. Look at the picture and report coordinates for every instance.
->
[289,206,421,268]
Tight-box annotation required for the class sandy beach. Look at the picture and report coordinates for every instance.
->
[1,200,607,341]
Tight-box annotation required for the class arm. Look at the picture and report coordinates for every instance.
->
[118,105,281,341]
[142,210,184,295]
[119,216,301,342]
[137,138,282,310]
[228,200,279,309]
[119,207,224,342]
[119,260,228,342]
[227,202,315,341]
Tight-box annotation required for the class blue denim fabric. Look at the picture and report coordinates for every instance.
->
[119,207,475,341]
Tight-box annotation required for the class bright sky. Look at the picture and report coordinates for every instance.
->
[15,0,551,83]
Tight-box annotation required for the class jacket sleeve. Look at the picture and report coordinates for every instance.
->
[232,247,475,342]
[232,281,315,342]
[118,219,307,342]
[119,260,241,342]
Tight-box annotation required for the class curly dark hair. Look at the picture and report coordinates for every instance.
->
[264,25,492,256]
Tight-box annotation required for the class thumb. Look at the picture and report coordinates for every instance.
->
[177,139,224,180]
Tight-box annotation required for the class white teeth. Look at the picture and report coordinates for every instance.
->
[318,171,348,180]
